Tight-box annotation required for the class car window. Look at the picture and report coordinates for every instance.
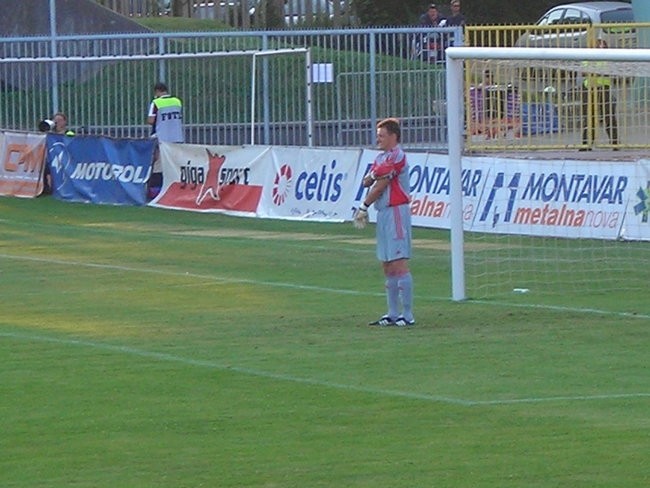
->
[563,8,589,25]
[600,8,634,23]
[537,8,565,26]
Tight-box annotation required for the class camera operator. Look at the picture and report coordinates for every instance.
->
[41,112,75,136]
[41,112,75,194]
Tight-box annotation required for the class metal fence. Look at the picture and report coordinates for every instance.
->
[0,27,459,150]
[4,23,650,153]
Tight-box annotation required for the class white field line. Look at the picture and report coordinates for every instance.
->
[1,252,649,320]
[0,253,383,297]
[2,330,649,407]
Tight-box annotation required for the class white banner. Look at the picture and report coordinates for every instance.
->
[146,142,650,241]
[150,143,270,215]
[468,157,636,240]
[0,131,46,197]
[257,146,362,221]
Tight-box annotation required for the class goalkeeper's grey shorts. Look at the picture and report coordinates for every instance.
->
[375,203,412,262]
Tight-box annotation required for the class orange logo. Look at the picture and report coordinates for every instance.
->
[3,143,45,173]
[196,149,226,206]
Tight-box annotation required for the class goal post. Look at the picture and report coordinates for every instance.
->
[249,48,312,146]
[445,47,650,312]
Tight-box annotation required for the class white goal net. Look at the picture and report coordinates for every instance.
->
[445,47,650,317]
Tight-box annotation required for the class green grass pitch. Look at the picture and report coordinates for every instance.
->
[1,196,648,487]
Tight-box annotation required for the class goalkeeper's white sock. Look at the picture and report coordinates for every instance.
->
[398,272,414,321]
[385,276,400,320]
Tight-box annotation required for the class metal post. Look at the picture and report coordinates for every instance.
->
[49,0,59,113]
[262,34,270,145]
[250,54,257,145]
[305,48,313,147]
[446,51,466,301]
[368,31,377,145]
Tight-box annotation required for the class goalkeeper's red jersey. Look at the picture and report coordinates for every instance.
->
[370,145,410,209]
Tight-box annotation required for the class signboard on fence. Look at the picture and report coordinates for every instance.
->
[258,146,362,221]
[0,131,46,197]
[46,134,155,205]
[150,142,268,215]
[468,157,636,241]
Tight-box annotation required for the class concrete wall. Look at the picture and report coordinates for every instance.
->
[0,0,153,90]
[0,0,151,36]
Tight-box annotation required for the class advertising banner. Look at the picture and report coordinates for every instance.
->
[468,157,636,240]
[350,150,649,241]
[150,143,268,215]
[258,146,362,221]
[624,159,650,240]
[47,134,154,205]
[0,131,46,197]
[352,150,479,230]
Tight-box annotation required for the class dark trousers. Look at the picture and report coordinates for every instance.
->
[582,86,619,146]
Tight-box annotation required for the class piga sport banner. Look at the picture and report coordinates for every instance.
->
[258,146,362,221]
[150,142,268,215]
[0,131,46,197]
[46,134,155,205]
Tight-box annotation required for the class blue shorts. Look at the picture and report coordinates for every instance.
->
[375,203,411,262]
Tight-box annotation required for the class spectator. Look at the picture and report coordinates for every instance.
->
[580,38,619,150]
[446,0,465,27]
[419,3,445,27]
[414,4,447,63]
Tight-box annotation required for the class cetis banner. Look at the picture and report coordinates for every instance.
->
[258,146,362,221]
[0,131,46,197]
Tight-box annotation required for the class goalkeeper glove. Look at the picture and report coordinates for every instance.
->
[353,203,369,229]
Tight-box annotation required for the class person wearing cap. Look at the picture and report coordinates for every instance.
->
[446,0,465,27]
[580,37,619,150]
[419,3,445,27]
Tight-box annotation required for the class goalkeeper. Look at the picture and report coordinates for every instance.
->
[354,118,415,327]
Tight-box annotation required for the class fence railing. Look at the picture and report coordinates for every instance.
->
[0,27,459,150]
[4,23,650,153]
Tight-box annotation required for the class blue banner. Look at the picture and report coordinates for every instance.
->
[46,134,155,205]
